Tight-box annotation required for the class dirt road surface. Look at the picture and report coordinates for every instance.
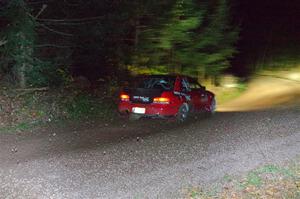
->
[218,75,300,111]
[0,104,300,198]
[1,75,300,198]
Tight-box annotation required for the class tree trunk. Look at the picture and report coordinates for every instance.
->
[134,18,140,49]
[18,32,29,88]
[19,63,26,88]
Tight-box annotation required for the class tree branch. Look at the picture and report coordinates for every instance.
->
[35,4,48,19]
[15,87,49,97]
[35,44,74,48]
[0,39,7,46]
[38,21,101,26]
[15,87,49,92]
[37,16,104,23]
[38,23,73,36]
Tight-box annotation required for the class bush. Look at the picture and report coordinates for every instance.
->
[26,59,72,87]
[64,93,117,120]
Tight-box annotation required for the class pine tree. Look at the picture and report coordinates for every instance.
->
[0,0,35,88]
[132,0,239,80]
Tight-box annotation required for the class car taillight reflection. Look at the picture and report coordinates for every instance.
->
[153,97,170,104]
[120,94,130,101]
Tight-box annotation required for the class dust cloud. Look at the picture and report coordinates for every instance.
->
[218,71,300,112]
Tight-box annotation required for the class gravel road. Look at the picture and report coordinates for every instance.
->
[0,105,300,199]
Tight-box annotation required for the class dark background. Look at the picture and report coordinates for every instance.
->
[1,0,299,81]
[231,0,300,76]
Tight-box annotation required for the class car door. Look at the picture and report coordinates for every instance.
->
[188,78,208,110]
[180,77,192,103]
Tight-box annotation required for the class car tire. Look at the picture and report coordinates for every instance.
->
[176,104,189,122]
[207,97,216,115]
[129,113,142,121]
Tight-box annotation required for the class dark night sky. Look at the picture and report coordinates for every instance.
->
[231,0,300,75]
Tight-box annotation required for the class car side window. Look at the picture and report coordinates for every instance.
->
[188,78,204,90]
[189,82,201,89]
[181,78,191,92]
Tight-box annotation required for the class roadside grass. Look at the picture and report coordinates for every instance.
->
[187,160,300,199]
[0,79,248,133]
[207,82,248,105]
[0,88,119,133]
[216,84,247,105]
[0,121,43,133]
[64,94,117,120]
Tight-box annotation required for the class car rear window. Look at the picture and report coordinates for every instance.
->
[132,76,175,90]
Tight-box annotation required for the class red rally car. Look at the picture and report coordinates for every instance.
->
[118,74,216,121]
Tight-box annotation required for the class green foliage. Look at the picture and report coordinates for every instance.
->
[127,65,169,75]
[131,0,239,78]
[0,0,72,88]
[245,172,263,187]
[26,59,71,87]
[65,94,116,120]
[0,0,36,87]
[0,0,239,87]
[158,0,202,50]
[183,0,239,77]
[0,88,118,131]
[25,59,50,87]
[187,161,300,199]
[66,95,93,119]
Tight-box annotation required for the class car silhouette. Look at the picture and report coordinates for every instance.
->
[118,74,216,122]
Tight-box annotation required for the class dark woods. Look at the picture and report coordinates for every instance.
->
[0,0,240,88]
[1,0,299,88]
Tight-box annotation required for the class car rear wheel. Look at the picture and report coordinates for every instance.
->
[207,97,216,115]
[176,104,189,122]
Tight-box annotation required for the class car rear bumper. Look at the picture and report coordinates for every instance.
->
[118,102,179,117]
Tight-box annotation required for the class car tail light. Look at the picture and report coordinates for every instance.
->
[153,97,170,104]
[120,94,130,102]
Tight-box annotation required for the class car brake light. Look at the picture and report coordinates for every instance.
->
[153,97,170,104]
[120,94,130,101]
